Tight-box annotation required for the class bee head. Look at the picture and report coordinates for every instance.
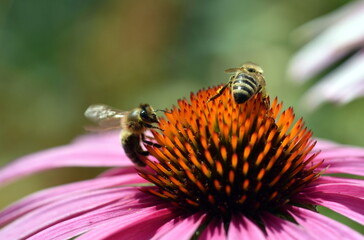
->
[139,104,158,123]
[241,62,264,75]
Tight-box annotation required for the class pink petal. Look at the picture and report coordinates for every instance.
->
[288,206,363,240]
[156,212,207,240]
[76,205,178,240]
[28,195,163,240]
[311,176,364,186]
[0,173,146,227]
[301,51,364,109]
[316,158,364,176]
[261,212,312,240]
[199,217,226,240]
[311,143,364,176]
[0,133,133,187]
[288,1,364,82]
[313,138,342,151]
[306,192,364,225]
[227,214,266,240]
[0,188,144,239]
[303,182,364,198]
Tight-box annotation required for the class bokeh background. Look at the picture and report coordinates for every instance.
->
[1,0,363,233]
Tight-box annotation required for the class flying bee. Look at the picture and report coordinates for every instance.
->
[84,104,162,166]
[207,62,268,106]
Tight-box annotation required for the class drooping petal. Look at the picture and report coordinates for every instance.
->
[300,51,364,109]
[29,196,167,240]
[311,176,364,186]
[76,205,179,240]
[0,173,146,227]
[0,133,132,187]
[307,192,364,225]
[227,214,266,240]
[0,188,145,239]
[199,217,226,240]
[287,1,364,83]
[312,138,342,151]
[262,212,312,240]
[155,212,207,240]
[288,206,363,240]
[303,182,364,198]
[311,142,364,176]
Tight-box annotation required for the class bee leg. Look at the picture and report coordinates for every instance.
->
[138,150,150,156]
[141,133,162,148]
[261,87,270,108]
[143,122,163,131]
[207,80,230,103]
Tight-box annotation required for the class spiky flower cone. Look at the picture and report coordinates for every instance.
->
[139,86,322,223]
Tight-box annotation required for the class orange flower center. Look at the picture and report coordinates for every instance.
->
[139,86,322,219]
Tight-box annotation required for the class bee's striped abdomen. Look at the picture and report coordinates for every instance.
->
[231,74,259,103]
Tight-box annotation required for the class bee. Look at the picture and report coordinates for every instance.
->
[84,104,162,166]
[207,62,267,105]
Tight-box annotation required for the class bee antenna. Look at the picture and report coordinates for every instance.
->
[155,109,172,114]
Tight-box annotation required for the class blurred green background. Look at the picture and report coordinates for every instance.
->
[1,0,363,233]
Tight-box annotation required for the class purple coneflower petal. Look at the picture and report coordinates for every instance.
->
[152,212,207,240]
[304,180,364,198]
[288,206,364,240]
[28,200,137,240]
[227,214,266,240]
[307,192,364,225]
[199,217,226,240]
[300,50,364,109]
[76,205,180,240]
[0,132,132,187]
[30,194,166,240]
[0,173,145,226]
[313,175,364,186]
[0,187,143,239]
[311,143,364,176]
[288,1,364,83]
[262,212,311,240]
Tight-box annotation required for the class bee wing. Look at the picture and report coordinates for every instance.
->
[224,67,241,73]
[84,104,128,128]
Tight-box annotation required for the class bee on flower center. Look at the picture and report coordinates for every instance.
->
[207,62,268,105]
[84,104,161,166]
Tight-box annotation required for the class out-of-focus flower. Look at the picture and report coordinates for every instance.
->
[288,0,364,110]
[1,87,364,239]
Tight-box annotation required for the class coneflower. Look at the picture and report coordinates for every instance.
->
[140,87,321,224]
[0,86,363,239]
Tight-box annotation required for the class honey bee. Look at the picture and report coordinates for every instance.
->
[84,104,161,166]
[207,62,267,105]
